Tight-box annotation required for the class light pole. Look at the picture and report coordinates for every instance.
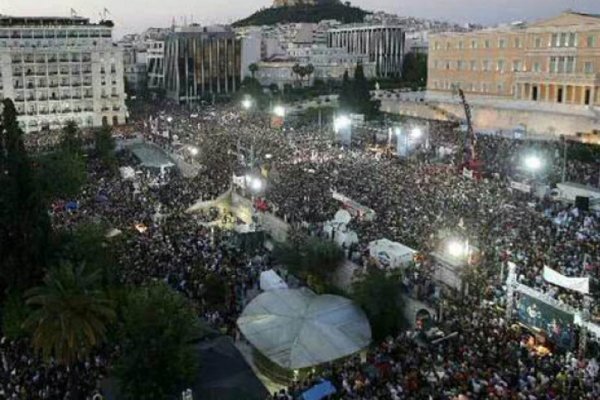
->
[561,135,567,183]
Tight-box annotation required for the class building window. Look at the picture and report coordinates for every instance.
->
[565,56,575,73]
[515,38,522,48]
[584,62,593,74]
[471,40,477,49]
[497,60,505,72]
[587,35,595,48]
[550,57,557,73]
[552,33,559,47]
[533,62,541,72]
[512,60,522,72]
[482,60,490,71]
[568,32,576,47]
[457,60,463,70]
[446,42,451,50]
[560,32,569,47]
[446,61,451,70]
[535,37,542,48]
[434,41,440,50]
[470,60,477,71]
[498,39,506,49]
[484,40,491,49]
[433,60,439,69]
[497,84,503,93]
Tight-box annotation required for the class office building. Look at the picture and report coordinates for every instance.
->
[164,26,241,103]
[0,14,127,133]
[328,23,405,78]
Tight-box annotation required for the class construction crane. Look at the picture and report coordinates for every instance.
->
[452,85,480,176]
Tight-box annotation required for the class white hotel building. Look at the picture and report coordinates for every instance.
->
[0,15,127,133]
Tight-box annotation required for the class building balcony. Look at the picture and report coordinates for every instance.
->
[515,71,600,86]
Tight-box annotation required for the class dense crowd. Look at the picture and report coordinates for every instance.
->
[2,99,599,399]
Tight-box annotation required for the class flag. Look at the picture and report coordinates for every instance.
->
[543,266,589,294]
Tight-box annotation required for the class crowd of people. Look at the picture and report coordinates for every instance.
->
[2,98,599,399]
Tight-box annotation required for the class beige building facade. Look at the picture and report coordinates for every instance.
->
[426,12,600,136]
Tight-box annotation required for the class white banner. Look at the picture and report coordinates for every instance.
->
[232,175,246,189]
[543,266,589,294]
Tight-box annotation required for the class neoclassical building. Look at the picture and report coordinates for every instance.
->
[425,12,600,136]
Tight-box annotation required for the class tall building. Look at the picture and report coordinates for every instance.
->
[164,26,241,103]
[0,15,127,133]
[426,11,600,136]
[328,23,405,78]
[146,40,165,89]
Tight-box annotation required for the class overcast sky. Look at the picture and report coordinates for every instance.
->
[1,0,598,38]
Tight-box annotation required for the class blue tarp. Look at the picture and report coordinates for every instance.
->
[65,201,79,211]
[301,380,336,400]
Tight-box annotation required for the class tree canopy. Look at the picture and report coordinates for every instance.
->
[338,63,381,119]
[115,282,202,400]
[351,267,405,341]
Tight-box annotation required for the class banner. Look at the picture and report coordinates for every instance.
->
[517,293,575,349]
[543,266,589,294]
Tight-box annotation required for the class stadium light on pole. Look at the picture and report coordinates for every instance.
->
[333,115,351,133]
[410,127,423,139]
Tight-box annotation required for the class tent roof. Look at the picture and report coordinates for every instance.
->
[237,288,371,370]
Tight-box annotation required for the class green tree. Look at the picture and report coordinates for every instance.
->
[115,283,201,400]
[60,120,83,155]
[24,262,116,364]
[37,149,86,200]
[353,62,380,119]
[1,291,31,340]
[305,63,315,85]
[248,63,259,79]
[273,234,344,292]
[0,98,51,293]
[94,126,117,170]
[237,77,268,109]
[338,69,353,112]
[352,267,405,341]
[402,52,428,88]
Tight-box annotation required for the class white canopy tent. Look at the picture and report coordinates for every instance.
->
[260,270,288,291]
[237,288,371,370]
[369,239,416,269]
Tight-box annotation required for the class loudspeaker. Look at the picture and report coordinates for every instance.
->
[575,196,589,212]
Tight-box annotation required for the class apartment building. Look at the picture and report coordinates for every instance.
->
[0,15,127,133]
[426,12,600,136]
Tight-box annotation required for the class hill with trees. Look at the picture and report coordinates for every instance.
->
[233,0,369,27]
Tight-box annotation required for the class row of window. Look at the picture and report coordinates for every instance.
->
[432,58,595,74]
[0,29,111,39]
[434,33,596,51]
[433,81,506,94]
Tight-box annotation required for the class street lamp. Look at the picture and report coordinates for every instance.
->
[524,154,542,172]
[245,174,264,193]
[241,98,253,110]
[446,240,466,258]
[273,105,285,118]
[411,127,423,139]
[187,146,199,156]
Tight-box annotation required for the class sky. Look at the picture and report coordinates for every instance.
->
[0,0,598,38]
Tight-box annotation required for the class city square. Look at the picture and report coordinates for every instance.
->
[0,1,599,399]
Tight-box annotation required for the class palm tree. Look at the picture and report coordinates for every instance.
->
[248,63,259,79]
[305,64,315,86]
[24,262,116,365]
[292,63,302,87]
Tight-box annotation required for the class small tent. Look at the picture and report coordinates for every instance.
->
[369,239,416,269]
